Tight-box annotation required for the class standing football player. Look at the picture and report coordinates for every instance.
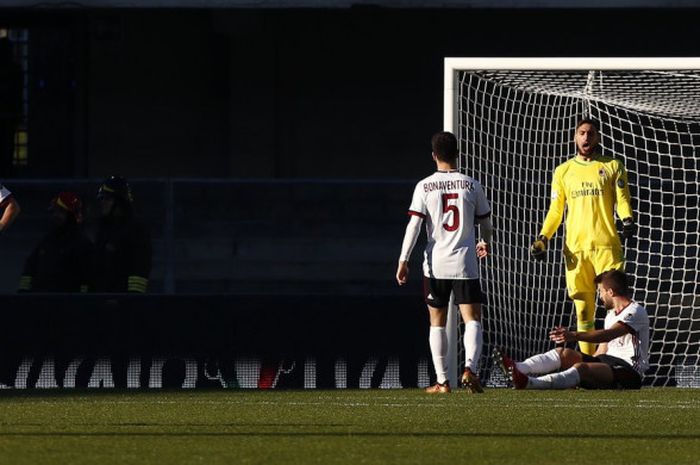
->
[530,119,635,355]
[396,131,493,394]
[0,181,20,233]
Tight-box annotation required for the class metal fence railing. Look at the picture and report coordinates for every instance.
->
[0,178,417,295]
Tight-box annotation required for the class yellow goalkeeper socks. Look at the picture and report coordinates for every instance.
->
[574,294,597,355]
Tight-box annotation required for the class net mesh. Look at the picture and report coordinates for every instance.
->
[455,69,700,387]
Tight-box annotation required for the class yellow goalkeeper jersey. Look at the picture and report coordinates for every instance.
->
[539,154,634,253]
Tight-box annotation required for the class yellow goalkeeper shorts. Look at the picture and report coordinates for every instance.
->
[564,246,624,298]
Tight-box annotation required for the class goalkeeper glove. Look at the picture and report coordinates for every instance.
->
[622,217,636,239]
[530,235,548,260]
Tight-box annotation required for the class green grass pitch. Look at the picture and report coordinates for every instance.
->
[0,388,698,464]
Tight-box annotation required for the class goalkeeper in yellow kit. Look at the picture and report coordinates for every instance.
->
[531,119,635,355]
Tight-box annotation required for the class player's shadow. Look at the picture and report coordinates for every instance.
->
[0,432,697,439]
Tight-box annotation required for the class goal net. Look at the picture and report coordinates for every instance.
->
[444,58,700,387]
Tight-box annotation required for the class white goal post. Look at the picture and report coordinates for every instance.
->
[444,57,700,387]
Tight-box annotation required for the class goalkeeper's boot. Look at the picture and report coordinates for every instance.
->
[492,347,515,386]
[425,381,451,394]
[461,368,484,394]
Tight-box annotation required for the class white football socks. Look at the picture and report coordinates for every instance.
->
[516,349,561,375]
[429,326,448,384]
[463,320,482,373]
[527,366,581,389]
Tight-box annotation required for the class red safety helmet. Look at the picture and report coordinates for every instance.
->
[51,192,83,224]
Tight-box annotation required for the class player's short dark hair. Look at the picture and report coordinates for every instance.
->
[576,118,600,132]
[595,270,631,297]
[431,131,458,163]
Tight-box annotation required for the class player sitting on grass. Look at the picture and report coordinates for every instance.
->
[494,270,649,390]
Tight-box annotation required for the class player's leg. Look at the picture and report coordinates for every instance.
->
[573,293,597,355]
[424,277,451,393]
[458,303,483,392]
[595,354,643,389]
[525,362,611,389]
[572,362,615,388]
[592,245,625,273]
[428,304,449,386]
[492,347,557,388]
[557,348,584,369]
[565,249,598,355]
[516,347,577,375]
[575,247,625,356]
[523,352,610,389]
[456,279,485,393]
[493,347,584,389]
[523,365,581,389]
[459,302,481,375]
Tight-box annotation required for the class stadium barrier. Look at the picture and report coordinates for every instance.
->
[0,179,415,295]
[0,294,432,390]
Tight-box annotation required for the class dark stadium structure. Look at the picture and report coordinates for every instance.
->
[0,6,698,390]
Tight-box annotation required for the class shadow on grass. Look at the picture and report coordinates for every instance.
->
[0,423,349,428]
[0,389,253,398]
[0,431,698,439]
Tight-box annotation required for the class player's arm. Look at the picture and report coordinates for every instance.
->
[549,322,630,344]
[0,196,20,233]
[398,183,427,285]
[476,215,492,259]
[396,213,423,285]
[531,167,565,259]
[614,160,635,238]
[474,182,492,259]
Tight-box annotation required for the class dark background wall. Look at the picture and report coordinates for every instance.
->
[0,6,696,389]
[2,8,700,180]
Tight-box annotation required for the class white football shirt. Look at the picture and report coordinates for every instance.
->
[408,170,490,279]
[604,301,650,375]
[0,182,11,206]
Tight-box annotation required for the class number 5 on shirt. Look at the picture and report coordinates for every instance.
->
[442,193,460,231]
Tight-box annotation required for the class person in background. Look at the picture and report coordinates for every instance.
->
[92,176,151,293]
[19,192,92,292]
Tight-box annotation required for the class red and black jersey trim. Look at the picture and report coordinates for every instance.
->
[475,211,491,219]
[407,210,426,219]
[614,302,634,316]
